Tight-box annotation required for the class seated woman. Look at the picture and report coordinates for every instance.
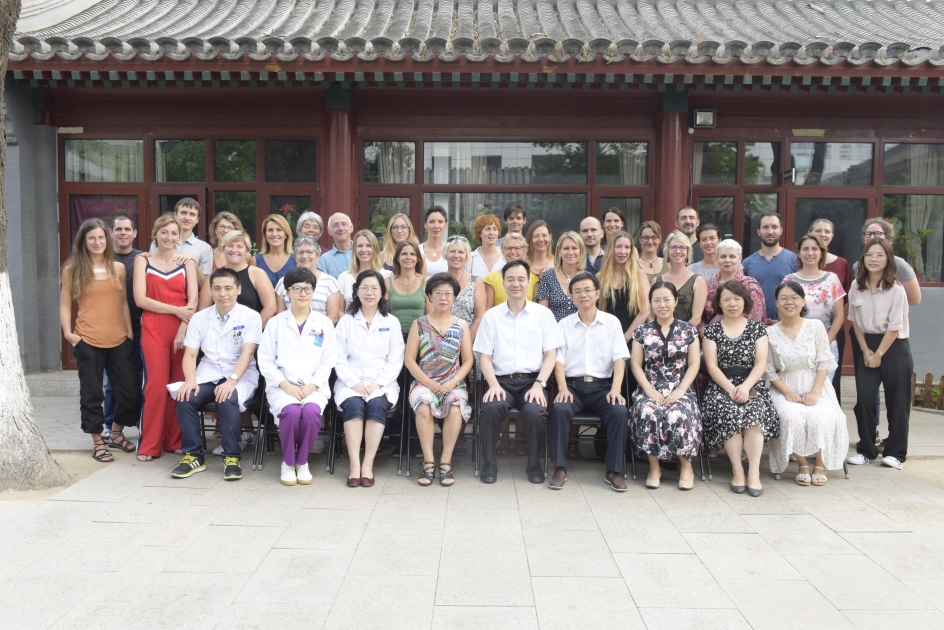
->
[334,270,405,487]
[766,281,849,486]
[631,281,702,491]
[405,274,474,486]
[258,268,339,486]
[703,280,779,497]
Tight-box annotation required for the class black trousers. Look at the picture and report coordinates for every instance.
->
[74,337,140,435]
[549,380,628,473]
[831,327,845,405]
[480,375,547,470]
[851,334,912,461]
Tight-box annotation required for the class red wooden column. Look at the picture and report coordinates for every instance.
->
[653,89,690,231]
[323,86,358,228]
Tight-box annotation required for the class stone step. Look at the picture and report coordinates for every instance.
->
[26,370,80,397]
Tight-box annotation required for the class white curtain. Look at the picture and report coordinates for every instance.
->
[617,143,647,185]
[692,142,705,185]
[904,145,944,276]
[378,142,415,183]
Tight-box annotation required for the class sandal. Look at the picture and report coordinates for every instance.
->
[568,442,581,459]
[439,462,455,487]
[515,439,528,456]
[136,454,153,462]
[455,438,468,456]
[106,431,136,452]
[418,461,435,486]
[496,434,510,456]
[92,439,114,462]
[811,466,828,486]
[795,465,811,486]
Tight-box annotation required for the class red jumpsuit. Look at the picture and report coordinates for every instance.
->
[139,263,188,456]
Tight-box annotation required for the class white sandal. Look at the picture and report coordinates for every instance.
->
[795,465,811,486]
[811,466,828,486]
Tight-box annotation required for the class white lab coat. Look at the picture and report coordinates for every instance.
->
[334,310,405,407]
[257,309,338,420]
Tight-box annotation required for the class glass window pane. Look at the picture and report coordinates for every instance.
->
[368,197,411,239]
[600,198,643,236]
[265,140,316,183]
[64,139,143,182]
[364,141,415,183]
[214,191,257,244]
[424,193,586,247]
[596,143,648,185]
[884,194,944,281]
[214,140,256,182]
[743,193,780,255]
[693,142,737,185]
[791,142,873,185]
[69,194,139,247]
[269,196,313,235]
[423,142,588,185]
[155,140,205,182]
[697,197,735,240]
[745,142,780,185]
[793,198,867,268]
[884,144,944,186]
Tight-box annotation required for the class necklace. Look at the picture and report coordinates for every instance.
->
[640,255,658,269]
[400,273,419,287]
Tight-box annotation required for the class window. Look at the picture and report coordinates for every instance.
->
[884,144,944,187]
[214,191,257,243]
[743,193,780,255]
[884,194,944,281]
[265,140,316,183]
[155,140,205,182]
[596,143,648,185]
[214,140,256,182]
[791,142,873,185]
[693,142,737,185]
[65,140,143,182]
[793,198,867,267]
[600,198,643,236]
[68,195,140,245]
[368,197,411,237]
[423,142,588,185]
[364,141,415,183]
[697,197,735,240]
[745,142,780,185]
[269,196,313,235]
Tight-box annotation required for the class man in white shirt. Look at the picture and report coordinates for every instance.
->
[172,268,262,481]
[474,260,564,484]
[316,213,354,278]
[580,217,604,274]
[549,273,630,491]
[150,198,213,281]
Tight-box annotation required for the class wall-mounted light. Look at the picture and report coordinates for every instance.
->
[693,109,716,128]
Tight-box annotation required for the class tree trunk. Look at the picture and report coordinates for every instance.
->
[0,0,70,491]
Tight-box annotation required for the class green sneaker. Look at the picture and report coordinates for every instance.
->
[171,454,205,478]
[223,456,242,481]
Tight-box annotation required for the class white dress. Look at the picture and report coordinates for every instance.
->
[765,319,849,473]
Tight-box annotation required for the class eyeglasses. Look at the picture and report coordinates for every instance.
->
[667,245,687,252]
[431,291,454,299]
[777,295,804,303]
[571,288,597,296]
[503,246,524,252]
[447,235,468,242]
[391,225,410,232]
[295,249,317,257]
[357,286,380,294]
[864,231,886,239]
[329,222,349,230]
[639,236,659,242]
[290,286,314,295]
[651,298,675,305]
[864,253,887,260]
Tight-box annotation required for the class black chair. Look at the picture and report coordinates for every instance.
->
[197,400,260,466]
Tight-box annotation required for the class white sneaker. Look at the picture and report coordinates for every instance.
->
[310,437,325,454]
[280,462,297,486]
[101,428,111,439]
[212,431,254,456]
[296,462,313,484]
[881,456,903,470]
[846,453,873,465]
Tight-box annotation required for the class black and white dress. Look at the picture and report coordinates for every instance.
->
[536,268,577,322]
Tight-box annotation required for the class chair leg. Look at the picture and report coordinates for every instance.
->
[703,442,713,481]
[543,420,549,480]
[697,442,706,481]
[200,411,207,454]
[328,408,338,475]
[843,461,849,479]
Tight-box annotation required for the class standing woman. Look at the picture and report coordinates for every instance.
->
[134,215,198,461]
[525,220,555,280]
[658,231,707,327]
[702,240,767,327]
[420,206,449,275]
[468,214,505,277]
[199,231,277,328]
[846,239,912,470]
[783,235,845,380]
[702,281,779,496]
[637,221,668,283]
[208,211,248,271]
[274,236,343,324]
[60,219,140,462]
[338,230,393,307]
[382,213,417,271]
[296,212,324,240]
[405,274,474,486]
[445,235,485,339]
[334,271,406,487]
[602,207,626,248]
[484,233,539,309]
[255,215,296,287]
[631,281,702,490]
[810,218,851,402]
[537,230,584,322]
[387,241,431,335]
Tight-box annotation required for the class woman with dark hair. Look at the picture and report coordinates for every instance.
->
[602,207,626,247]
[60,218,140,462]
[387,240,431,335]
[703,280,779,497]
[208,211,249,271]
[846,239,912,470]
[405,273,474,486]
[630,281,702,490]
[766,282,849,485]
[420,206,449,275]
[334,270,405,486]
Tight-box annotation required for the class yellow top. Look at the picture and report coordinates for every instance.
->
[484,271,540,305]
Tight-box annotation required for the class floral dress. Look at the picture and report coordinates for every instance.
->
[536,268,577,322]
[702,320,780,449]
[450,274,477,326]
[632,320,703,461]
[408,316,472,421]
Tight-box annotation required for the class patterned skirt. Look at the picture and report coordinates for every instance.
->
[409,382,472,421]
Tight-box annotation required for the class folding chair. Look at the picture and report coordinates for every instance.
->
[197,400,258,464]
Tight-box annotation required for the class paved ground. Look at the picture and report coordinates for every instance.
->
[4,396,944,629]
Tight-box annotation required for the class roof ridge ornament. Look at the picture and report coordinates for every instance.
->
[552,41,564,61]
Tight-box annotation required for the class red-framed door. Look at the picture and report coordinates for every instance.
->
[149,187,208,239]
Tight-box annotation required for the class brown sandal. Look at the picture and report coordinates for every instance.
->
[496,435,510,456]
[107,431,136,452]
[515,439,528,456]
[92,439,114,462]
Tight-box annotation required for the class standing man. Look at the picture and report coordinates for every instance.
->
[579,216,605,274]
[151,198,213,281]
[741,212,798,323]
[548,273,629,491]
[676,207,704,263]
[498,203,528,247]
[316,213,354,278]
[172,268,262,481]
[474,260,564,484]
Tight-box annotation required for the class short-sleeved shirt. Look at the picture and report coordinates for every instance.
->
[851,255,916,283]
[535,268,578,322]
[473,301,564,375]
[847,281,909,339]
[115,249,143,329]
[556,310,629,378]
[316,245,353,278]
[184,304,262,386]
[275,272,340,316]
[742,248,799,319]
[688,261,743,281]
[782,271,846,332]
[151,234,212,276]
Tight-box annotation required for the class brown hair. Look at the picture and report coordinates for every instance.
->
[795,234,827,271]
[150,214,182,242]
[525,220,555,262]
[473,214,502,241]
[208,211,245,248]
[393,240,426,276]
[637,220,662,243]
[63,219,118,300]
[854,238,899,292]
[711,280,754,317]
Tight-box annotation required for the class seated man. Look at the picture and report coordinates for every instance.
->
[172,268,262,481]
[549,273,630,491]
[474,260,563,484]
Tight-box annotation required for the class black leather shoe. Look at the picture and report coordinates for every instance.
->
[527,466,545,484]
[481,464,498,484]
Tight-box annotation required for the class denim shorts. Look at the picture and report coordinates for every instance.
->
[340,396,392,424]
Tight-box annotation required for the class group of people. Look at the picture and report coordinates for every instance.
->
[60,198,916,494]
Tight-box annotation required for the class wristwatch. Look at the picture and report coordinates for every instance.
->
[537,379,547,388]
[229,373,239,381]
[876,350,885,358]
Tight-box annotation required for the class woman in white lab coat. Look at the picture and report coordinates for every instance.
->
[334,270,405,488]
[258,268,338,487]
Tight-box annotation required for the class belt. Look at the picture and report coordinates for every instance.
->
[503,372,539,380]
[566,376,612,384]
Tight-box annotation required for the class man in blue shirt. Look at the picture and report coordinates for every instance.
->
[741,212,797,322]
[316,213,354,278]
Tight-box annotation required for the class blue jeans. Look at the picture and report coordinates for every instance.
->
[176,380,241,458]
[104,328,143,430]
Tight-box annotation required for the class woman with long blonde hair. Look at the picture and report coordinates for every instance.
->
[382,213,417,270]
[536,230,585,322]
[598,231,650,341]
[525,220,555,280]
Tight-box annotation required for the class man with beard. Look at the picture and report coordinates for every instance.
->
[741,212,798,323]
[676,207,703,263]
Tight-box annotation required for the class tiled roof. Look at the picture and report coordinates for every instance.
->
[11,0,944,66]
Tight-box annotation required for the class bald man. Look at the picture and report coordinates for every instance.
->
[316,213,354,278]
[580,217,604,274]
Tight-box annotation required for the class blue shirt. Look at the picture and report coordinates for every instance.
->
[742,248,798,319]
[316,245,353,278]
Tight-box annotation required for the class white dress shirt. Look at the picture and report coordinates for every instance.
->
[182,304,261,411]
[556,310,630,378]
[473,301,564,375]
[333,310,405,407]
[258,309,338,419]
